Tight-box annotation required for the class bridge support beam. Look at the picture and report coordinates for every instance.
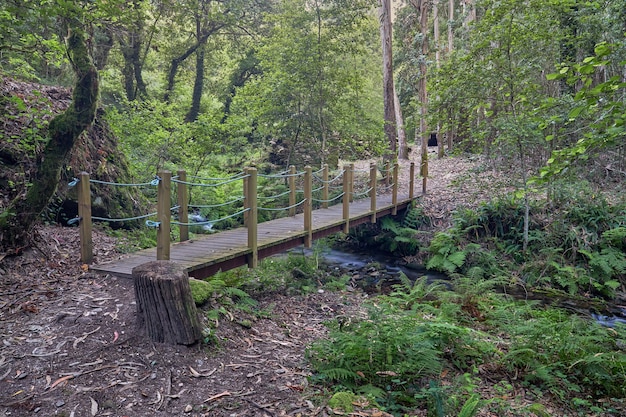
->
[78,172,93,264]
[304,166,312,247]
[247,168,258,268]
[157,170,171,260]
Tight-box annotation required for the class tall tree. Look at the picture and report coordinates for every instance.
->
[1,4,99,252]
[379,0,397,157]
[116,0,150,101]
[416,0,429,192]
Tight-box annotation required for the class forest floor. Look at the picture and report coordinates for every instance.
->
[0,151,583,417]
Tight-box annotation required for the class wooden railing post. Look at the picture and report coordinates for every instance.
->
[322,163,329,209]
[369,163,377,224]
[303,166,312,248]
[409,162,415,200]
[349,163,355,202]
[177,170,189,242]
[243,168,249,227]
[288,165,296,216]
[157,170,171,260]
[342,164,350,233]
[247,167,258,268]
[78,172,93,264]
[392,163,399,215]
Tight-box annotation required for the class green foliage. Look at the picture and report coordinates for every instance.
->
[426,232,466,274]
[538,42,626,183]
[307,297,494,414]
[373,206,431,256]
[486,301,626,400]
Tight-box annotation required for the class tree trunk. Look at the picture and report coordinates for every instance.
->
[394,83,408,159]
[185,43,205,122]
[132,261,201,345]
[418,0,429,192]
[379,0,397,156]
[0,18,98,253]
[447,0,455,152]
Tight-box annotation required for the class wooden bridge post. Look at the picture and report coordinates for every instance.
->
[247,167,258,268]
[369,163,377,224]
[177,170,189,242]
[288,165,296,216]
[349,163,355,202]
[322,164,329,209]
[157,170,172,260]
[342,164,350,233]
[392,163,399,215]
[409,162,415,200]
[243,168,249,227]
[78,172,93,264]
[303,166,312,248]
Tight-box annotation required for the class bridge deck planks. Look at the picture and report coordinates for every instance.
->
[91,193,413,279]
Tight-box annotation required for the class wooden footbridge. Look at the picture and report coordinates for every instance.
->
[75,162,421,280]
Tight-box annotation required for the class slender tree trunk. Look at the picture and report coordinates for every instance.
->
[394,83,408,159]
[433,0,444,159]
[448,0,454,53]
[379,0,397,156]
[447,0,455,151]
[186,43,205,122]
[418,0,429,192]
[0,19,98,252]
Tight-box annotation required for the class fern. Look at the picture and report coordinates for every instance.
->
[602,226,626,249]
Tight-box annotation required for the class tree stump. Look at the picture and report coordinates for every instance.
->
[132,261,201,345]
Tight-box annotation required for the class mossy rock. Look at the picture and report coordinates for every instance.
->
[189,278,214,305]
[328,391,356,413]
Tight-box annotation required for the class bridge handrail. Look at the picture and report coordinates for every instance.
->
[72,161,415,265]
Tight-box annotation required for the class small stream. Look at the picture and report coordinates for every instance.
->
[304,248,626,328]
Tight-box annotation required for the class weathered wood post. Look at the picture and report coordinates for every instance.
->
[409,162,415,200]
[370,163,377,224]
[288,165,296,216]
[78,172,93,264]
[322,164,329,209]
[349,163,355,202]
[243,167,249,227]
[342,164,350,233]
[156,171,171,260]
[247,167,258,268]
[132,261,201,345]
[303,166,312,248]
[392,163,399,215]
[177,170,189,242]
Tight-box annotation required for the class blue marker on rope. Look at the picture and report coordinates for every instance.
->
[68,178,79,187]
[145,220,161,228]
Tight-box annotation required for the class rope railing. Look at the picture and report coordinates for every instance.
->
[72,161,415,265]
[189,196,244,209]
[172,174,248,188]
[172,207,249,227]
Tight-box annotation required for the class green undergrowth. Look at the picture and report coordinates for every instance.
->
[425,186,626,300]
[307,275,626,416]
